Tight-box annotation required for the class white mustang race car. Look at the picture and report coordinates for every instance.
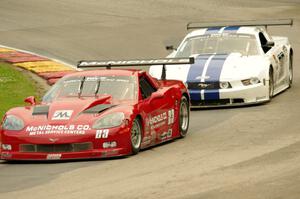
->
[149,19,293,107]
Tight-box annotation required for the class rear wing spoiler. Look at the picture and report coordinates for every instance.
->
[187,19,293,30]
[77,57,195,80]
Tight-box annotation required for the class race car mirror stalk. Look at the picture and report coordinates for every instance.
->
[262,41,275,48]
[165,45,177,51]
[77,57,195,80]
[24,96,36,106]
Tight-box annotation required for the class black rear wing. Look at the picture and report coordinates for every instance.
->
[77,57,194,80]
[187,19,293,30]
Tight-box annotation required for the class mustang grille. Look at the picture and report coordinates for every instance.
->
[20,142,93,153]
[191,99,244,106]
[188,82,220,90]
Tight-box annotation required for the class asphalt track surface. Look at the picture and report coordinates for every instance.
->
[0,1,300,198]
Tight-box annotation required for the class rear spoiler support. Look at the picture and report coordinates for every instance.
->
[187,19,293,30]
[77,57,195,80]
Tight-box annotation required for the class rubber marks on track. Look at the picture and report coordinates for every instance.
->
[0,47,75,85]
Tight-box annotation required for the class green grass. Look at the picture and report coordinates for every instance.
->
[0,62,40,119]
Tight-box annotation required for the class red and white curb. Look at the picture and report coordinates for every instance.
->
[0,45,78,85]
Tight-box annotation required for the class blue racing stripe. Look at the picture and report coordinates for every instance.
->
[186,55,211,82]
[205,27,221,34]
[223,26,240,33]
[204,54,229,100]
[186,55,211,101]
[189,90,201,101]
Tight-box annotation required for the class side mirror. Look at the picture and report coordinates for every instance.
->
[165,45,177,51]
[24,96,36,105]
[263,41,275,48]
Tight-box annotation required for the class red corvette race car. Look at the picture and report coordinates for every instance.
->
[0,58,193,160]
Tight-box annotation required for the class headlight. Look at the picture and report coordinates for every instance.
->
[2,115,24,131]
[242,77,261,86]
[92,112,125,129]
[219,82,232,89]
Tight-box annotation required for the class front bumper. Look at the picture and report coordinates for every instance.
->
[0,148,128,161]
[0,126,132,161]
[189,82,269,108]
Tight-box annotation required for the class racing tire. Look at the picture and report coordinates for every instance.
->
[130,118,142,155]
[288,54,293,88]
[268,69,274,100]
[179,96,190,138]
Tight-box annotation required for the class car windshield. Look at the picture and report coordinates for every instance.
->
[42,75,137,103]
[175,33,259,57]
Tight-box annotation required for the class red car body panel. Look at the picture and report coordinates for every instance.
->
[0,69,189,160]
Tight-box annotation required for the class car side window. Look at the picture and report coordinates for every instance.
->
[259,32,270,53]
[139,76,156,99]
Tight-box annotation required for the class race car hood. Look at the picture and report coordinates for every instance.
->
[149,53,269,82]
[33,95,114,125]
[219,53,269,81]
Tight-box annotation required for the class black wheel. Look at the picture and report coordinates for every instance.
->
[130,118,142,155]
[268,69,274,100]
[288,54,293,88]
[179,96,190,137]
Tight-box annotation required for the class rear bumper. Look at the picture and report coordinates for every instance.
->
[189,83,269,108]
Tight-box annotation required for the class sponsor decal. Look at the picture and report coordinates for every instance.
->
[95,129,109,139]
[49,138,59,143]
[150,112,167,125]
[283,46,287,53]
[79,58,192,67]
[144,118,150,134]
[168,109,175,125]
[47,154,62,160]
[160,129,173,140]
[101,149,119,157]
[1,152,12,159]
[149,109,175,129]
[52,110,73,120]
[26,125,90,136]
[142,136,151,145]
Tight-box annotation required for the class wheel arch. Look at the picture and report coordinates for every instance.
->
[135,114,144,134]
[269,64,274,76]
[182,92,190,102]
[290,48,293,57]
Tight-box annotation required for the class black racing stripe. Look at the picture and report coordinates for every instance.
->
[83,104,115,114]
[32,106,49,115]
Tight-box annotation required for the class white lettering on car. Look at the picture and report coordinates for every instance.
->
[26,125,90,136]
[46,154,62,160]
[95,129,109,139]
[149,112,167,125]
[168,109,175,125]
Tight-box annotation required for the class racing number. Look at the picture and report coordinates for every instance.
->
[95,129,109,139]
